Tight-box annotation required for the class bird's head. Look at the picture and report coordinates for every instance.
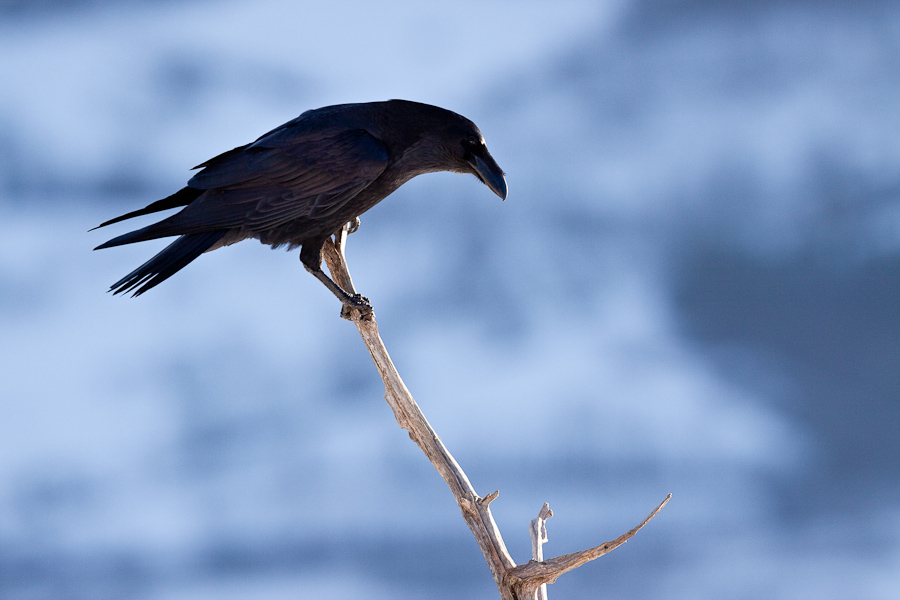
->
[458,130,508,201]
[381,100,508,200]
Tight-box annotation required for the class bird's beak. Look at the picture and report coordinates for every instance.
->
[471,153,508,200]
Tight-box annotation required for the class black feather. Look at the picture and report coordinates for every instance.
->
[90,187,203,231]
[109,231,227,296]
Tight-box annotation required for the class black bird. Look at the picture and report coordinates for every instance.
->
[94,100,507,312]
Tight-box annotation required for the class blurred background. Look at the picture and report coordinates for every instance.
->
[1,1,899,598]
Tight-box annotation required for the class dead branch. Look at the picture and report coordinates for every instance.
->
[321,224,669,599]
[529,503,553,600]
[507,495,671,598]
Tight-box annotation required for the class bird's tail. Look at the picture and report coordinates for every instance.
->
[108,231,227,296]
[90,186,203,231]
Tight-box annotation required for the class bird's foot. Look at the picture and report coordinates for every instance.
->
[346,217,361,235]
[340,292,373,321]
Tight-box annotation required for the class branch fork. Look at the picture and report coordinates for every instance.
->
[320,224,670,599]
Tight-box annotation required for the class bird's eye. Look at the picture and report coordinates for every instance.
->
[467,135,481,147]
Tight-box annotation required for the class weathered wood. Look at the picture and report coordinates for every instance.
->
[508,495,671,598]
[320,224,669,599]
[529,504,553,600]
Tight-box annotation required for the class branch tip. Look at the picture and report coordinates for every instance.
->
[481,490,500,506]
[639,494,671,529]
[537,502,553,520]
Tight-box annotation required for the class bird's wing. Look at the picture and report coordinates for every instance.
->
[175,127,388,230]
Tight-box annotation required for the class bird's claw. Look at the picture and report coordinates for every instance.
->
[340,293,373,320]
[346,217,361,235]
[348,292,370,308]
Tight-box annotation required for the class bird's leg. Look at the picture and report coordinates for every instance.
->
[303,260,373,317]
[300,242,372,318]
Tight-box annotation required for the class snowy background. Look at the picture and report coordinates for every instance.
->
[2,1,899,598]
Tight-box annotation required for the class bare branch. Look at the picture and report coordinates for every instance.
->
[322,228,517,596]
[508,494,671,592]
[319,226,670,599]
[530,503,554,600]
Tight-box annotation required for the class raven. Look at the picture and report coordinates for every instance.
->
[94,100,507,312]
